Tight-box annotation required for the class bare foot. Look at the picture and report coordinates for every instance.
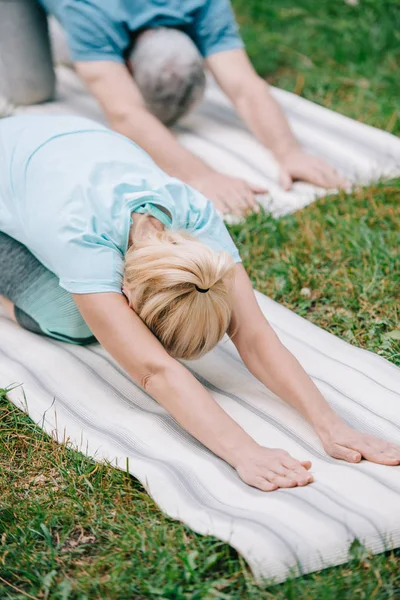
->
[320,423,400,465]
[234,446,314,491]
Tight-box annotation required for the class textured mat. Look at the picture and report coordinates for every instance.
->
[1,294,400,584]
[3,62,400,217]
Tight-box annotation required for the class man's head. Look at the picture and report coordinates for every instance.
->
[129,28,206,126]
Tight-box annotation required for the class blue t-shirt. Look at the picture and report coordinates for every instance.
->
[38,0,243,62]
[0,115,241,295]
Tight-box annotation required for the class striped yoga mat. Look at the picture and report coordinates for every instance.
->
[1,292,400,583]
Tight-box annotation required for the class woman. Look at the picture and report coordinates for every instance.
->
[1,114,399,492]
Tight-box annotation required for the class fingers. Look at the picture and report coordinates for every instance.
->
[279,169,293,191]
[228,189,250,217]
[279,461,314,485]
[234,181,260,215]
[318,163,349,189]
[243,187,260,214]
[225,182,260,216]
[300,460,313,470]
[331,441,400,466]
[314,164,346,189]
[282,154,348,190]
[249,183,268,194]
[270,467,313,488]
[326,428,400,467]
[254,477,278,492]
[330,443,362,463]
[307,160,349,190]
[213,197,231,215]
[283,455,312,471]
[237,447,315,492]
[266,453,314,488]
[355,441,400,466]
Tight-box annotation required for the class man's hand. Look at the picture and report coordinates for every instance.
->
[278,147,349,191]
[190,172,267,216]
[208,50,349,193]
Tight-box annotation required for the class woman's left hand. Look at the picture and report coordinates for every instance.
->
[319,422,400,465]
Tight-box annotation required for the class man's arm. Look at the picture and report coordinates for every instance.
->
[72,291,315,490]
[75,61,264,215]
[207,49,348,190]
[228,265,400,465]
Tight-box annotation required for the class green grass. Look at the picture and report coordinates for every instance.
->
[1,0,400,597]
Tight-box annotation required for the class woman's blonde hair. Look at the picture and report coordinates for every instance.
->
[124,227,235,360]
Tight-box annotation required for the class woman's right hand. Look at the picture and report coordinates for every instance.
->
[234,445,314,491]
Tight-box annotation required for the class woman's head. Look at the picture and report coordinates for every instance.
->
[124,218,235,360]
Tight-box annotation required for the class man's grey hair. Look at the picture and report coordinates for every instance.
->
[130,28,206,126]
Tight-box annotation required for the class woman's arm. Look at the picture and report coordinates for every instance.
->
[73,292,314,490]
[229,266,400,465]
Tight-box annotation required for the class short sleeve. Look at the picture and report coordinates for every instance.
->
[168,182,241,263]
[63,4,128,63]
[22,189,126,295]
[188,0,244,58]
[55,237,125,294]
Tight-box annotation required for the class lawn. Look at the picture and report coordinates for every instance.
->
[1,0,399,598]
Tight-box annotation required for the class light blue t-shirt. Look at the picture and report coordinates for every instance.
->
[38,0,244,62]
[0,115,240,296]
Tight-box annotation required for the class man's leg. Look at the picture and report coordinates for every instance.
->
[0,232,94,343]
[129,28,206,126]
[0,0,55,105]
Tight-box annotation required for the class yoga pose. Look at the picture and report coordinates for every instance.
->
[1,115,398,492]
[1,0,346,215]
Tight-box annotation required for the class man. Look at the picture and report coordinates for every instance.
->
[37,0,346,214]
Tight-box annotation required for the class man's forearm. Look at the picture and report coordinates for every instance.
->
[110,107,211,183]
[233,76,300,159]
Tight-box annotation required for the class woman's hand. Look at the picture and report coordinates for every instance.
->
[318,422,400,465]
[234,445,314,491]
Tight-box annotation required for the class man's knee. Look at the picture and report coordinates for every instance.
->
[130,28,206,126]
[0,0,55,105]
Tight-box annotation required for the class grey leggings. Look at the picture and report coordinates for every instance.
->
[0,232,95,344]
[0,232,45,333]
[0,1,206,124]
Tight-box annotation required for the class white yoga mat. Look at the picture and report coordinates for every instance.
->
[3,61,400,217]
[1,294,400,584]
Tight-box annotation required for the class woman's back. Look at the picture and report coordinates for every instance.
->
[0,115,240,296]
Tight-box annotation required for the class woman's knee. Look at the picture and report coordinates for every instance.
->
[0,232,94,344]
[129,28,206,126]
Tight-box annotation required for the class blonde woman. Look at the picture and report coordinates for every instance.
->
[0,115,399,493]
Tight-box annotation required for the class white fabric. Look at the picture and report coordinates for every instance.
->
[6,64,400,218]
[1,295,400,584]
